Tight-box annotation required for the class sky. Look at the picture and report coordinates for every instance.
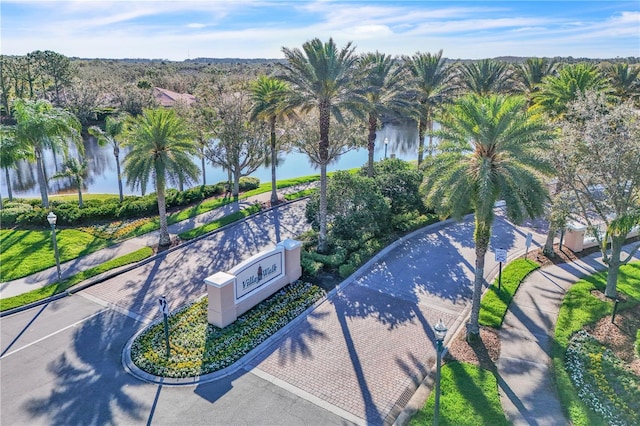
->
[1,1,639,60]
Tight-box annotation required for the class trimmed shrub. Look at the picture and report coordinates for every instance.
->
[339,263,357,278]
[301,253,323,277]
[239,177,260,191]
[0,202,33,227]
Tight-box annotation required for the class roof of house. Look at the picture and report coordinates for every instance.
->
[153,87,197,107]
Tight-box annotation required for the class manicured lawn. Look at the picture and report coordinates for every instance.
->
[479,258,540,328]
[553,261,640,426]
[0,229,112,282]
[409,361,508,426]
[0,247,153,312]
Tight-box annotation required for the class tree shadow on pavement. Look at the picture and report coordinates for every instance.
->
[23,310,149,425]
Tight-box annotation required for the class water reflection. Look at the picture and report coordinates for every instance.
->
[1,122,430,199]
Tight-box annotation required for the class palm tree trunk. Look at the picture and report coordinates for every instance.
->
[427,113,434,157]
[5,167,13,201]
[605,236,624,298]
[270,117,278,204]
[115,150,124,203]
[367,113,377,177]
[318,163,328,253]
[417,118,426,165]
[201,152,206,187]
[156,176,171,247]
[468,219,491,339]
[35,148,50,208]
[318,101,330,253]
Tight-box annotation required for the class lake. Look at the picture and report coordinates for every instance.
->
[1,122,428,199]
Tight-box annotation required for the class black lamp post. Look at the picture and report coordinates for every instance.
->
[47,211,62,281]
[433,318,448,426]
[384,137,389,159]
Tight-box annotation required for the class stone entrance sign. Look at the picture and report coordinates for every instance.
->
[205,239,302,328]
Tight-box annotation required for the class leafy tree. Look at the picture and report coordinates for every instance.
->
[363,158,424,215]
[555,91,640,297]
[422,94,551,338]
[358,52,406,176]
[10,99,81,208]
[402,50,454,164]
[89,113,128,202]
[457,59,512,96]
[32,50,76,106]
[306,170,390,242]
[51,157,88,207]
[122,108,200,247]
[279,37,365,252]
[206,90,268,198]
[250,75,295,203]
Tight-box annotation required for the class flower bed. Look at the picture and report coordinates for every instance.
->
[565,330,640,425]
[130,281,325,378]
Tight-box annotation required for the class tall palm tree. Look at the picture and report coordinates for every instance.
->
[89,113,127,202]
[279,37,364,252]
[457,59,512,96]
[603,62,640,104]
[122,108,200,247]
[11,98,81,208]
[52,157,88,207]
[533,63,610,255]
[250,75,295,203]
[358,52,406,176]
[422,94,551,338]
[403,50,454,164]
[513,57,557,103]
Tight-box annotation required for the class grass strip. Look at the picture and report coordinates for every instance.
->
[178,204,261,240]
[0,247,153,312]
[0,229,112,282]
[409,361,509,426]
[284,188,317,200]
[553,261,640,425]
[479,258,540,328]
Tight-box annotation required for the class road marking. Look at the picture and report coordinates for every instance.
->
[0,308,108,359]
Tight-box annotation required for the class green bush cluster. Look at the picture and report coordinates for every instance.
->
[302,159,434,280]
[1,178,260,228]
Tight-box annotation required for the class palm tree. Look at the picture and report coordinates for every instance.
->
[122,108,200,247]
[279,37,364,252]
[533,63,609,120]
[11,99,81,208]
[533,63,610,255]
[52,157,88,207]
[358,52,407,176]
[457,59,512,96]
[250,75,295,203]
[89,113,127,202]
[403,50,454,164]
[603,62,640,103]
[513,57,557,103]
[0,127,31,204]
[422,94,551,338]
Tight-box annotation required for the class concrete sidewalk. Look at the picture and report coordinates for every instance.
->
[0,183,315,299]
[497,245,640,425]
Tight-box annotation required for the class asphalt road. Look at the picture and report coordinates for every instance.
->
[1,200,350,426]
